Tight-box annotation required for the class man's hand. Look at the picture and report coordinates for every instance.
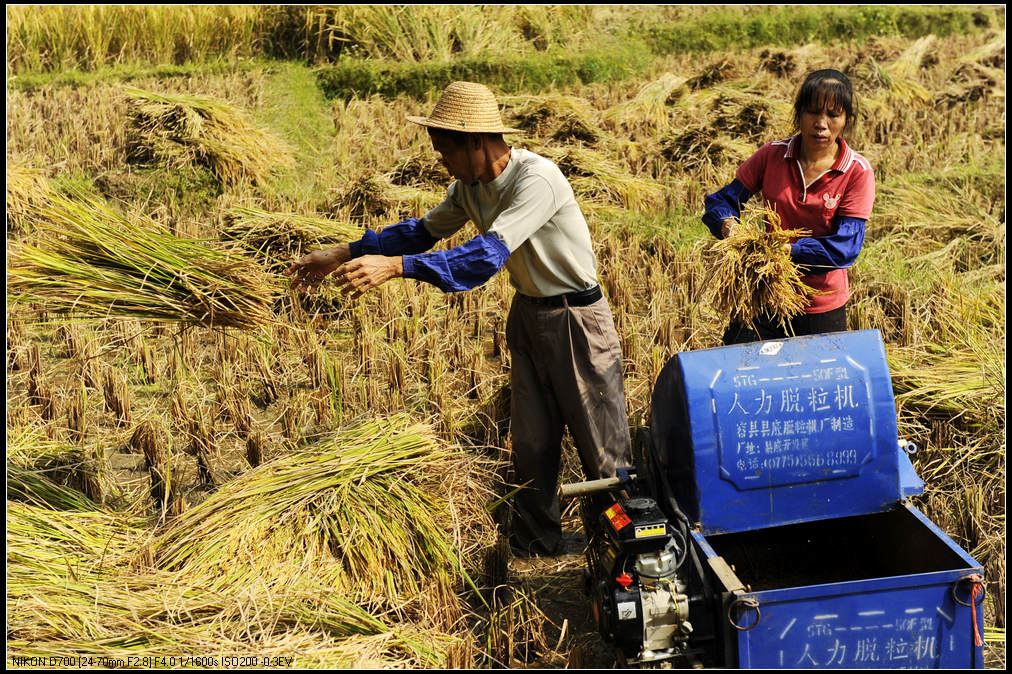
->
[333,255,404,299]
[720,217,739,239]
[285,245,351,293]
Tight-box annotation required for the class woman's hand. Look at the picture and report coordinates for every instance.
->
[333,255,404,299]
[721,217,739,239]
[286,245,352,293]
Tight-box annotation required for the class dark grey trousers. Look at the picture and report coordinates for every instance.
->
[506,292,632,555]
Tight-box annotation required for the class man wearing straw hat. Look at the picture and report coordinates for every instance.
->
[287,81,631,557]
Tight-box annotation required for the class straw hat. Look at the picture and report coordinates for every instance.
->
[407,81,522,134]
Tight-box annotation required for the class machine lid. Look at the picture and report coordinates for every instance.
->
[670,330,912,534]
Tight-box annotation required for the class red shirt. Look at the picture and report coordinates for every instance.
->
[736,136,875,313]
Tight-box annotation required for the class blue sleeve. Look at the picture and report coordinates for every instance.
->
[348,218,438,258]
[791,216,866,270]
[702,179,753,238]
[401,233,510,293]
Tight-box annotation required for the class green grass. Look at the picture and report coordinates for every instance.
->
[255,63,338,202]
[644,5,1003,55]
[314,41,652,100]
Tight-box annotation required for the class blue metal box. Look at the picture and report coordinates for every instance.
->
[650,330,986,668]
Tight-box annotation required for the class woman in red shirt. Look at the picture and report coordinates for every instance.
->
[702,69,876,345]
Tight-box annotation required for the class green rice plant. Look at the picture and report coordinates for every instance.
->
[124,86,295,187]
[702,202,815,333]
[7,188,278,330]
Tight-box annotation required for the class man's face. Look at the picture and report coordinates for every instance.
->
[430,133,476,184]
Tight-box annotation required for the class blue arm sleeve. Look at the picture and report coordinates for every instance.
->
[401,233,510,293]
[791,216,866,270]
[349,218,439,257]
[702,179,753,238]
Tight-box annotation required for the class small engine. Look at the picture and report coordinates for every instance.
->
[584,496,698,666]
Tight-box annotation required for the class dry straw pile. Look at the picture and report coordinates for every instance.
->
[124,86,295,186]
[703,202,815,333]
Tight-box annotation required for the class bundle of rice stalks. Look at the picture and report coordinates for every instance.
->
[7,463,100,511]
[328,174,395,221]
[124,86,295,186]
[7,188,278,329]
[659,125,754,183]
[602,73,689,135]
[702,202,815,332]
[387,151,451,189]
[504,93,602,144]
[6,427,106,507]
[7,502,458,667]
[887,282,1004,429]
[942,34,1006,104]
[710,87,788,142]
[540,145,665,210]
[759,49,796,77]
[688,58,736,90]
[869,170,1004,267]
[6,157,52,232]
[148,414,500,629]
[223,206,362,273]
[855,36,935,105]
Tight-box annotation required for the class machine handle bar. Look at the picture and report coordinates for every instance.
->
[559,476,623,498]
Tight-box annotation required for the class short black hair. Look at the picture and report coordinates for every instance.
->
[792,69,857,137]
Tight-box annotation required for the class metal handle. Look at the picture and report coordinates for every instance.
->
[952,574,986,607]
[727,596,761,631]
[559,476,623,499]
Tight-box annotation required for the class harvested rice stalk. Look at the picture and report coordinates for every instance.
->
[703,202,815,333]
[6,157,51,232]
[7,188,278,330]
[540,145,665,210]
[223,206,362,272]
[6,464,100,511]
[603,73,689,134]
[7,499,471,668]
[148,414,500,628]
[660,125,754,183]
[124,86,295,186]
[504,93,602,143]
[329,174,394,221]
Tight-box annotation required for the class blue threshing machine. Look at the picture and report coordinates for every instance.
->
[564,329,987,668]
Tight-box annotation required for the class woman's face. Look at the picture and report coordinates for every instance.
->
[799,98,847,153]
